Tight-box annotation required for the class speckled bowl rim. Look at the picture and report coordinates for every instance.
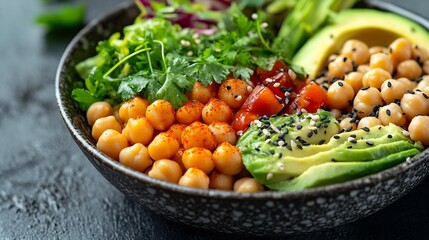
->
[56,0,429,201]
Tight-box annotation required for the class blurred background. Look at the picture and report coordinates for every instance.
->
[0,0,428,239]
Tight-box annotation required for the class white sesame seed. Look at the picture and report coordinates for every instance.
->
[251,13,258,20]
[277,163,284,170]
[247,85,253,92]
[284,91,290,97]
[310,120,316,126]
[308,126,317,131]
[266,173,273,180]
[273,82,280,87]
[235,95,243,101]
[402,130,410,136]
[288,69,297,81]
[291,140,297,149]
[265,78,273,83]
[347,136,355,142]
[270,124,280,133]
[311,115,320,121]
[278,140,285,146]
[265,138,272,143]
[261,22,269,28]
[263,129,270,136]
[237,130,243,136]
[301,108,308,113]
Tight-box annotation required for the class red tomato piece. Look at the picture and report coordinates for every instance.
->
[242,85,284,116]
[265,72,293,98]
[292,82,327,113]
[231,109,259,132]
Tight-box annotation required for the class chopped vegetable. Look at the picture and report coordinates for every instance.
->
[35,4,85,31]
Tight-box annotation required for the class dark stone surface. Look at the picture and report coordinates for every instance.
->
[1,0,428,239]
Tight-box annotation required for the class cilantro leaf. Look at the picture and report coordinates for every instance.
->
[71,88,103,111]
[35,4,85,31]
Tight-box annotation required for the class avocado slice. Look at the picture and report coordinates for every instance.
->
[237,111,422,188]
[266,148,420,191]
[291,9,429,78]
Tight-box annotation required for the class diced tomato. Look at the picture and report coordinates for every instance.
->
[250,60,289,86]
[242,85,284,116]
[265,72,293,98]
[231,109,259,132]
[285,82,327,113]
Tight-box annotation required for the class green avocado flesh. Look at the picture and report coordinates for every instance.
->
[291,9,429,78]
[236,111,422,191]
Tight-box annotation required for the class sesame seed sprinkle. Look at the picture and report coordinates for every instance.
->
[386,109,391,116]
[291,140,297,149]
[273,82,280,87]
[235,95,243,101]
[387,134,393,138]
[402,130,410,136]
[366,141,374,146]
[266,173,273,180]
[278,140,285,146]
[266,78,273,83]
[262,129,270,136]
[277,162,284,170]
[270,124,280,133]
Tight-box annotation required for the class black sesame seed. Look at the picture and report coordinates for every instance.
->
[297,145,303,150]
[308,131,313,138]
[346,126,353,132]
[361,86,370,91]
[280,86,288,92]
[347,145,353,149]
[226,86,231,90]
[387,81,392,88]
[386,109,391,116]
[350,134,356,138]
[350,139,357,144]
[297,124,302,130]
[378,126,382,130]
[334,135,340,139]
[331,158,337,162]
[319,139,326,145]
[343,57,347,62]
[393,99,401,105]
[338,81,344,87]
[407,90,415,94]
[255,148,260,151]
[362,127,370,132]
[269,149,275,155]
[366,141,374,146]
[388,134,393,138]
[313,129,318,134]
[324,130,327,135]
[423,93,429,99]
[278,98,283,104]
[286,145,292,151]
[303,142,311,146]
[278,153,283,158]
[352,61,358,71]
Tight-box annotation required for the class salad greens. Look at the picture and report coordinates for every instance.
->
[36,4,85,31]
[72,0,355,110]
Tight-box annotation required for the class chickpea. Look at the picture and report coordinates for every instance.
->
[182,147,214,174]
[344,71,363,94]
[209,171,234,190]
[181,121,217,150]
[86,101,113,126]
[362,68,392,89]
[148,159,182,184]
[112,104,123,125]
[212,142,244,175]
[218,79,250,109]
[378,103,406,127]
[339,117,357,132]
[369,46,388,55]
[119,143,152,172]
[208,121,237,145]
[357,64,370,74]
[327,80,354,110]
[233,177,264,192]
[178,168,210,189]
[96,129,128,161]
[380,79,408,104]
[340,39,370,65]
[416,76,429,90]
[389,38,412,64]
[176,100,204,125]
[172,147,186,172]
[401,92,429,121]
[330,109,343,120]
[412,44,429,64]
[327,56,354,80]
[202,98,234,124]
[122,117,154,145]
[396,60,423,80]
[357,117,382,129]
[423,60,429,74]
[148,132,180,160]
[408,116,429,145]
[146,99,176,131]
[119,97,150,123]
[353,87,383,118]
[191,81,218,104]
[166,124,187,146]
[397,77,417,91]
[92,116,122,141]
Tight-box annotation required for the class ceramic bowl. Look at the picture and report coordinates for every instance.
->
[56,1,429,236]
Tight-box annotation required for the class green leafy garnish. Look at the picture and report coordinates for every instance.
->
[36,4,85,31]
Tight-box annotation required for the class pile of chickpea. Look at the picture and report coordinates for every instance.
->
[86,79,266,192]
[319,37,429,146]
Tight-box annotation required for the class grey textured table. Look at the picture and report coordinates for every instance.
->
[1,0,429,239]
